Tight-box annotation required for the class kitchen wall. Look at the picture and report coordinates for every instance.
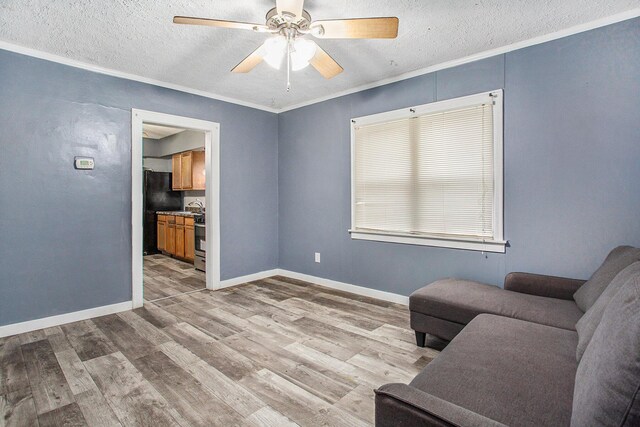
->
[278,17,640,296]
[142,157,172,172]
[0,49,279,327]
[143,130,205,158]
[184,191,206,211]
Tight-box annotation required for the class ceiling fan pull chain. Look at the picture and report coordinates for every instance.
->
[286,36,292,92]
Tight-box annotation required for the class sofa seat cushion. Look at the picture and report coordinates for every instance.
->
[411,314,578,427]
[410,279,584,330]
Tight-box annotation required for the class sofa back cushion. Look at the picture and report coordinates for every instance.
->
[575,262,640,361]
[571,270,640,426]
[573,246,640,312]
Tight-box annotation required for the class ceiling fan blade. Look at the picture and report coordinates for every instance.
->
[276,0,304,18]
[231,46,265,73]
[310,17,399,39]
[173,16,269,32]
[309,45,343,79]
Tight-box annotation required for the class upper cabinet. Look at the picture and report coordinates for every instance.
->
[180,152,193,189]
[172,150,205,191]
[172,154,181,189]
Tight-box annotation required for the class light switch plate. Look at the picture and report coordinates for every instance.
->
[74,157,95,170]
[315,252,321,263]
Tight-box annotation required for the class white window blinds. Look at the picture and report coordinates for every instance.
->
[353,93,501,244]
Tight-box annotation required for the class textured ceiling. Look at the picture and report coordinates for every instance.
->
[143,124,185,140]
[0,1,638,110]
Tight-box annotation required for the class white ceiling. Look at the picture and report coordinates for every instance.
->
[142,124,185,140]
[0,1,637,110]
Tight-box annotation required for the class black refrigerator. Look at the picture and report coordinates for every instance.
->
[144,170,182,255]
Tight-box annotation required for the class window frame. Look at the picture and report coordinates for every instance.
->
[349,90,505,253]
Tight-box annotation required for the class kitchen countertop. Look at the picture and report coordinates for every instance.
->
[156,210,202,217]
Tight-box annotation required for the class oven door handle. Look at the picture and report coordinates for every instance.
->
[194,224,206,228]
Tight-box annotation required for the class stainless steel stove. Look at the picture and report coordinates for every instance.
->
[194,213,206,272]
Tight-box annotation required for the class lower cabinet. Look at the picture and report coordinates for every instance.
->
[157,215,166,251]
[166,220,176,255]
[175,224,185,258]
[185,220,194,261]
[157,214,194,263]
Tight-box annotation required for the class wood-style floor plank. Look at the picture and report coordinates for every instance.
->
[91,315,158,361]
[74,388,122,427]
[238,368,332,424]
[132,350,245,426]
[53,349,98,396]
[83,352,180,426]
[246,406,299,427]
[60,321,117,362]
[37,401,87,426]
[159,341,266,417]
[1,256,436,426]
[0,388,39,427]
[0,336,30,395]
[21,339,75,415]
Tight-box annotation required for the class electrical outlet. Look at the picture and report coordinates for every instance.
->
[315,252,321,263]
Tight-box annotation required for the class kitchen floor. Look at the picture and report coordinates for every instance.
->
[143,254,205,302]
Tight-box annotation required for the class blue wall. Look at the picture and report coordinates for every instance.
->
[278,18,640,296]
[0,50,279,326]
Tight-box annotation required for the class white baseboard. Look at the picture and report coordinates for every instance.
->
[276,269,409,305]
[217,269,280,290]
[0,268,406,338]
[0,301,133,339]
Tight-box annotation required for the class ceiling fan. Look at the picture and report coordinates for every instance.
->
[173,0,399,90]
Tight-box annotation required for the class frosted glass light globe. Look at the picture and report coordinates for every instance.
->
[263,36,287,69]
[291,38,317,71]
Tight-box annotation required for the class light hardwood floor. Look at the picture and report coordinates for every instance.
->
[143,255,205,302]
[0,276,439,426]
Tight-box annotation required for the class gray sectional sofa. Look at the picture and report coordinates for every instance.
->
[375,246,640,426]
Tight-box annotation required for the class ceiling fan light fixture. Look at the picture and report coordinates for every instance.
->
[263,35,287,69]
[291,38,317,71]
[174,0,399,83]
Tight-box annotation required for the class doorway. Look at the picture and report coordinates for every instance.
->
[131,110,220,308]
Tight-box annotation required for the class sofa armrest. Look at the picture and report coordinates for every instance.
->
[375,383,506,427]
[504,272,586,300]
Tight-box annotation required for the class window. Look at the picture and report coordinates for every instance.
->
[350,90,505,252]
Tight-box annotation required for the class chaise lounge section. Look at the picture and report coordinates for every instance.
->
[409,245,640,344]
[376,246,640,426]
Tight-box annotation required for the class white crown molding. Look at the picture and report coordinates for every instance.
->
[276,269,410,305]
[0,40,279,114]
[0,301,133,338]
[1,9,638,114]
[278,8,640,112]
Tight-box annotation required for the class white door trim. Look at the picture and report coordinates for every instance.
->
[131,109,221,308]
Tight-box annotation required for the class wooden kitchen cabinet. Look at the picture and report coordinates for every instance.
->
[185,217,194,261]
[191,151,205,190]
[156,215,166,251]
[180,152,193,189]
[171,150,205,190]
[172,154,181,190]
[157,214,194,263]
[166,216,176,255]
[175,223,185,258]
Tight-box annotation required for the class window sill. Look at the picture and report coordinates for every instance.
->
[349,230,507,253]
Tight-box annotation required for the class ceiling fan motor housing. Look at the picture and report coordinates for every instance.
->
[265,7,312,34]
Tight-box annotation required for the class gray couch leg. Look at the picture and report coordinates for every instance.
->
[415,331,426,347]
